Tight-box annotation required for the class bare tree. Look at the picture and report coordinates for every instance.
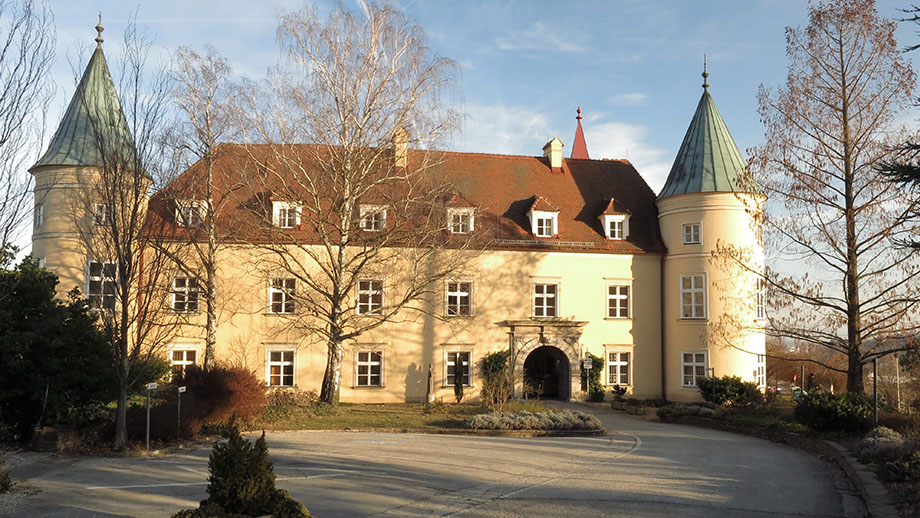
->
[160,46,240,371]
[237,1,465,404]
[0,0,54,263]
[751,0,920,393]
[73,20,178,449]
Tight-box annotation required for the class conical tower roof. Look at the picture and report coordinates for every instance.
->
[31,21,137,171]
[657,68,761,200]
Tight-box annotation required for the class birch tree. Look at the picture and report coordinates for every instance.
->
[238,1,466,404]
[752,0,920,393]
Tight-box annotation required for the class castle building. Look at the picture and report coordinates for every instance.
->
[30,29,765,403]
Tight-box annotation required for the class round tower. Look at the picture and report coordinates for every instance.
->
[30,19,139,298]
[656,65,766,402]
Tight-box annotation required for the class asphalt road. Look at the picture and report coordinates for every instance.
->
[0,402,865,518]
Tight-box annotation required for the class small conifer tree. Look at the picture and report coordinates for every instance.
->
[453,360,465,404]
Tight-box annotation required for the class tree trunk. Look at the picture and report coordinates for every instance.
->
[847,352,864,394]
[319,338,343,404]
[204,261,217,370]
[113,359,129,449]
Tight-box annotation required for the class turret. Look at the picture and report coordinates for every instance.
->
[29,17,141,299]
[656,62,766,401]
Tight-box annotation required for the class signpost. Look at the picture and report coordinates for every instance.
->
[177,386,186,438]
[583,356,593,396]
[145,382,158,450]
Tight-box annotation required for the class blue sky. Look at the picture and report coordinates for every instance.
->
[49,0,920,193]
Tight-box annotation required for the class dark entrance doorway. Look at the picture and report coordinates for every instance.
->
[523,346,570,399]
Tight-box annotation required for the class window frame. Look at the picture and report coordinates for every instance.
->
[357,279,384,315]
[355,350,383,387]
[448,208,475,234]
[34,203,43,229]
[266,349,295,387]
[756,353,766,388]
[605,347,632,386]
[682,222,701,245]
[681,350,709,388]
[445,280,472,317]
[93,203,110,226]
[532,281,558,317]
[273,201,301,229]
[445,350,471,387]
[601,215,629,240]
[679,273,707,320]
[176,199,205,228]
[755,278,767,320]
[605,282,631,319]
[532,211,557,238]
[169,347,198,381]
[359,205,387,232]
[171,275,199,313]
[87,259,117,311]
[268,278,296,314]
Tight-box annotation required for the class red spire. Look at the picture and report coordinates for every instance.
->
[571,106,589,159]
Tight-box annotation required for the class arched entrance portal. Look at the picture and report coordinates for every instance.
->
[523,346,571,399]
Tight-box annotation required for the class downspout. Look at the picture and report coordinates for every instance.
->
[660,253,667,401]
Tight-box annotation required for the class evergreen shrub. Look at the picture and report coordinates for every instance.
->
[696,376,764,408]
[793,391,872,432]
[580,353,604,402]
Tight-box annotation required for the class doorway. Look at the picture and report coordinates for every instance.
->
[522,346,571,399]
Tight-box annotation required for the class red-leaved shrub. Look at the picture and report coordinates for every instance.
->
[128,366,267,441]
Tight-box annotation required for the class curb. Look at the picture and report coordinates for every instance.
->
[255,427,607,437]
[663,416,899,518]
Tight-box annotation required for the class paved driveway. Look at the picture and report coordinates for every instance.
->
[0,403,864,518]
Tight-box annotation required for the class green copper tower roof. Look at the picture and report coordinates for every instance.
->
[31,20,137,171]
[657,67,762,200]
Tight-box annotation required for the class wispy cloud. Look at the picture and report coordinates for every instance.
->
[607,92,648,107]
[494,21,586,53]
[455,103,550,156]
[587,120,672,193]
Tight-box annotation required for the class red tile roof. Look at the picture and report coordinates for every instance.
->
[148,144,665,255]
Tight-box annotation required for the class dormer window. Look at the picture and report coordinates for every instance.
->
[534,213,556,237]
[176,199,206,227]
[602,215,629,240]
[272,201,301,229]
[360,205,386,232]
[448,208,474,234]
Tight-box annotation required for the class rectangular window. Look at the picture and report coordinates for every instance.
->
[34,203,43,228]
[88,260,116,310]
[277,205,300,228]
[608,219,623,240]
[177,200,204,227]
[93,203,109,226]
[360,205,386,232]
[269,278,296,314]
[535,216,555,237]
[446,351,470,386]
[606,284,630,318]
[449,209,474,234]
[682,351,708,387]
[170,349,197,380]
[682,223,701,244]
[533,283,558,317]
[680,274,706,319]
[756,354,766,388]
[172,276,199,313]
[446,281,472,316]
[356,351,382,386]
[267,350,295,387]
[607,351,631,385]
[357,280,383,315]
[755,278,767,320]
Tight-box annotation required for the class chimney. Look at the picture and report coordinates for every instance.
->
[392,127,408,168]
[542,137,564,172]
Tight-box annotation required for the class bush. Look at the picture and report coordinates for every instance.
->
[467,409,602,431]
[171,425,310,518]
[793,391,873,432]
[263,388,318,422]
[580,353,604,402]
[879,449,920,482]
[696,376,764,408]
[855,427,914,463]
[129,366,267,441]
[479,351,512,411]
[0,458,10,494]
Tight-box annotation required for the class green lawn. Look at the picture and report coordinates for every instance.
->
[258,401,549,431]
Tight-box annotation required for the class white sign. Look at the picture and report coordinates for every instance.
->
[178,386,187,393]
[146,382,158,390]
[583,357,593,370]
